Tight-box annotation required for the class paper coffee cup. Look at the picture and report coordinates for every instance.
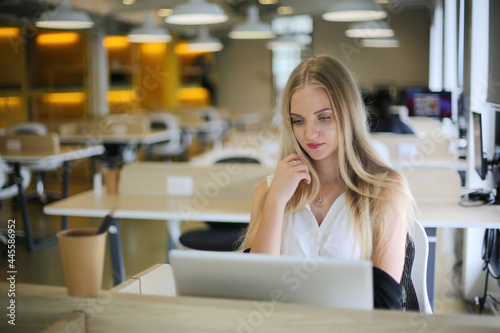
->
[103,167,120,194]
[57,229,107,297]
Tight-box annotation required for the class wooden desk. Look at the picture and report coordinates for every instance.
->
[3,145,105,252]
[2,283,499,332]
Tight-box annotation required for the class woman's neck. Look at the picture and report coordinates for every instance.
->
[313,156,340,186]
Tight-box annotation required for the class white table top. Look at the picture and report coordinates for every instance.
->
[2,145,104,164]
[44,164,500,229]
[59,129,178,145]
[44,190,253,222]
[43,189,500,229]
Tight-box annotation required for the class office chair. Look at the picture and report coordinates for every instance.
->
[409,219,433,314]
[146,112,191,161]
[0,155,31,251]
[196,108,229,150]
[6,122,62,203]
[169,148,271,251]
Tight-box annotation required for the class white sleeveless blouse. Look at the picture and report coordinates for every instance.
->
[266,176,361,259]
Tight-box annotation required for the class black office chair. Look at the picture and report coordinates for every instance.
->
[175,149,269,251]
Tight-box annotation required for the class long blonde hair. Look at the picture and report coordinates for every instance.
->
[240,55,413,259]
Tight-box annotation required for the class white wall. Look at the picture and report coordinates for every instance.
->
[214,39,274,114]
[312,8,430,92]
[214,8,431,113]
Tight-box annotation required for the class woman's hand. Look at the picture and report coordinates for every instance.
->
[268,153,311,206]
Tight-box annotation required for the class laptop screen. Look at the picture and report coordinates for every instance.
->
[169,250,373,310]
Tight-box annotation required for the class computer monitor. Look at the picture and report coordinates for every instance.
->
[473,111,488,180]
[403,88,452,118]
[169,249,374,310]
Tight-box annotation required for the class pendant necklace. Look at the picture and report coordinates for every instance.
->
[315,186,326,208]
[315,195,324,208]
[316,182,335,208]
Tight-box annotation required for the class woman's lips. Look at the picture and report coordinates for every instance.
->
[307,143,324,149]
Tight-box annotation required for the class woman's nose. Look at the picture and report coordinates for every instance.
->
[305,123,319,139]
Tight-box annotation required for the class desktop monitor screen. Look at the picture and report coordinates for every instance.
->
[473,111,488,180]
[403,89,452,118]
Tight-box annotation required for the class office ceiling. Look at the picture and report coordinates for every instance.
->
[0,0,435,31]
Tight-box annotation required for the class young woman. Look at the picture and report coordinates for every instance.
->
[239,55,416,310]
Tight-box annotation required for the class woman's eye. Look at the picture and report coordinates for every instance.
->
[319,116,331,121]
[291,119,304,125]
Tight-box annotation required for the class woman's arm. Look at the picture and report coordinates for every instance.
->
[372,178,409,283]
[247,153,311,255]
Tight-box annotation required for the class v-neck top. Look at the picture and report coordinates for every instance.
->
[267,176,361,259]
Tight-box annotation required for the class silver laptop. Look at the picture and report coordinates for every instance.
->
[169,250,373,310]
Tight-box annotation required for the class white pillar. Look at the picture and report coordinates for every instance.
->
[463,0,491,302]
[88,18,109,118]
[429,0,444,92]
[443,0,459,121]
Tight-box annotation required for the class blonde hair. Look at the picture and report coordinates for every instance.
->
[240,55,414,259]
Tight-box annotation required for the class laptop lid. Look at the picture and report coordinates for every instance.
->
[169,250,373,310]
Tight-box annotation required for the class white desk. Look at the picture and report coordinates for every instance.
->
[3,145,104,252]
[59,129,178,145]
[371,133,467,171]
[44,164,500,303]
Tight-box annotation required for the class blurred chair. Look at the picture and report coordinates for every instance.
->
[146,112,191,161]
[0,155,31,248]
[411,219,433,314]
[6,122,61,203]
[197,108,229,150]
[168,148,271,251]
[190,147,276,167]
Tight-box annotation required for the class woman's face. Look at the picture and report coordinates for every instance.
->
[290,85,339,163]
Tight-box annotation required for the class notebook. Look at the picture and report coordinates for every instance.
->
[169,250,373,310]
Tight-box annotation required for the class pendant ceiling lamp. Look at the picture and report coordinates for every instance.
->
[35,0,94,29]
[188,26,223,52]
[266,34,311,50]
[322,0,387,22]
[128,12,172,43]
[165,0,228,25]
[345,20,394,38]
[360,36,399,48]
[229,5,275,39]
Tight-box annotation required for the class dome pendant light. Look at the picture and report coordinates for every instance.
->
[322,0,387,22]
[361,36,400,48]
[165,0,228,25]
[229,5,275,39]
[35,0,94,29]
[345,20,394,38]
[188,26,223,52]
[128,12,172,43]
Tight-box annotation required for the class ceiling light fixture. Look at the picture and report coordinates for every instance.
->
[266,34,311,50]
[322,0,387,22]
[360,36,399,47]
[345,20,394,38]
[35,0,94,29]
[158,8,174,17]
[127,11,172,43]
[229,5,275,39]
[188,26,223,52]
[165,0,228,25]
